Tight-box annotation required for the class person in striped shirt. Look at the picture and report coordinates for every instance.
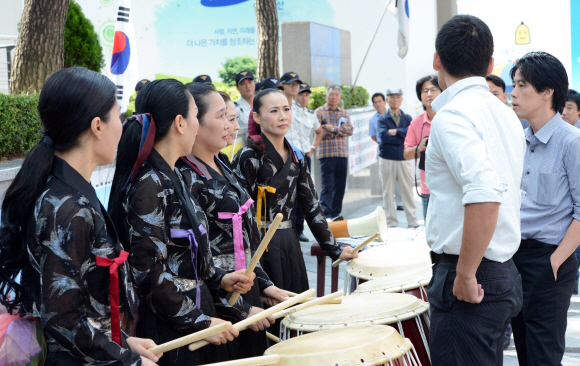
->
[314,86,353,220]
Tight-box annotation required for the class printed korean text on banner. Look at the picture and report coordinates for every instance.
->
[348,109,378,175]
[109,0,139,111]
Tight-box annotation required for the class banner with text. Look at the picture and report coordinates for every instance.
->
[348,108,378,175]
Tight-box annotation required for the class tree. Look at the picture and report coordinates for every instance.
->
[218,56,257,86]
[9,0,71,94]
[63,0,104,72]
[255,0,279,80]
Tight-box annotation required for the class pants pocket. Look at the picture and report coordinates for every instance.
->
[426,264,456,312]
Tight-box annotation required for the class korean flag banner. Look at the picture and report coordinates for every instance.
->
[389,0,410,58]
[109,0,139,112]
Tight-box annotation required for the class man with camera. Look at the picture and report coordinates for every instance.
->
[404,76,441,220]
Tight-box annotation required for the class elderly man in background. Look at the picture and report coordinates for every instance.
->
[378,88,418,228]
[315,86,353,221]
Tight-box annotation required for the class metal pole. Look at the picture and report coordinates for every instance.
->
[351,0,393,90]
[6,46,14,87]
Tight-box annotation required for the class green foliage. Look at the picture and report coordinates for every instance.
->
[155,74,193,84]
[340,85,370,109]
[216,86,241,102]
[307,85,370,110]
[218,56,257,86]
[64,0,105,71]
[123,93,137,121]
[0,93,41,160]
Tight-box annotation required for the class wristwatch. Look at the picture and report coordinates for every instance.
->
[331,126,336,132]
[310,145,316,151]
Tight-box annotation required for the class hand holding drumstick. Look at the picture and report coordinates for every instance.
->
[204,318,240,345]
[221,270,256,294]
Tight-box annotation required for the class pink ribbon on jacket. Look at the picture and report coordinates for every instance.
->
[218,199,254,271]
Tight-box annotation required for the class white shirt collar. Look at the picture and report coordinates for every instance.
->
[432,76,489,113]
[237,97,251,109]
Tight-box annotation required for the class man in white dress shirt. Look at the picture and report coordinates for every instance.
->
[425,15,526,365]
[282,75,323,241]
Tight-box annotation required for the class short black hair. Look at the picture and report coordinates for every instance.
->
[510,52,568,113]
[415,75,440,110]
[435,15,494,78]
[567,89,580,110]
[371,93,385,103]
[415,75,440,101]
[485,75,506,92]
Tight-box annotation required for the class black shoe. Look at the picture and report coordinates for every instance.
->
[574,278,578,295]
[298,233,309,242]
[503,334,511,350]
[397,206,404,211]
[332,216,344,222]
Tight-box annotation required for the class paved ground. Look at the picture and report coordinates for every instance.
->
[300,192,580,365]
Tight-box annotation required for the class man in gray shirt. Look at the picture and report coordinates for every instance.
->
[511,52,580,366]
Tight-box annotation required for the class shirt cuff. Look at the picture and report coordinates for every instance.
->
[462,182,507,206]
[572,208,580,223]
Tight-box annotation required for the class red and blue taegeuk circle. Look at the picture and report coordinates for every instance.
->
[110,31,131,75]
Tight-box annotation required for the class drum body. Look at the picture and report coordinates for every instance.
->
[344,240,431,295]
[353,270,432,301]
[280,293,431,366]
[265,325,420,366]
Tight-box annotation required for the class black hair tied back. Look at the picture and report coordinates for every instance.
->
[0,67,116,313]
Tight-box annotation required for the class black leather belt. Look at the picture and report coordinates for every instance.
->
[519,239,557,249]
[430,251,492,264]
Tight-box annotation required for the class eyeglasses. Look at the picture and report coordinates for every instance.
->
[421,87,440,94]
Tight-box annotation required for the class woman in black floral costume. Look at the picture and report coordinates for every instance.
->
[176,84,288,358]
[0,67,160,366]
[231,89,356,334]
[108,79,259,366]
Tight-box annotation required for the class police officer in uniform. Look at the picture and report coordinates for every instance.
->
[193,74,214,86]
[235,71,256,130]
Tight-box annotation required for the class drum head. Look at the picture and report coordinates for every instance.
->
[282,293,429,332]
[345,240,431,281]
[353,269,432,294]
[265,325,412,366]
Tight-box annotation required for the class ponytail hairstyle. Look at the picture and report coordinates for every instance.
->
[185,82,219,124]
[0,67,116,313]
[108,79,191,243]
[245,88,285,155]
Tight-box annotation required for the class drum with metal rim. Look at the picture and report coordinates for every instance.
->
[344,240,431,295]
[352,269,432,301]
[280,292,431,366]
[266,325,422,366]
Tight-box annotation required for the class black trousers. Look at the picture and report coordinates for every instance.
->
[319,157,348,218]
[427,257,522,366]
[512,239,578,366]
[294,154,312,235]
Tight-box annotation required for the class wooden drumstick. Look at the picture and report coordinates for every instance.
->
[228,213,284,306]
[148,321,232,355]
[260,295,340,305]
[199,354,280,366]
[331,232,380,267]
[272,290,344,319]
[281,290,341,304]
[189,289,316,351]
[266,331,280,343]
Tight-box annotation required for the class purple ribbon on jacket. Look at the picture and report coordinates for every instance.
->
[170,224,207,309]
[218,199,254,271]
